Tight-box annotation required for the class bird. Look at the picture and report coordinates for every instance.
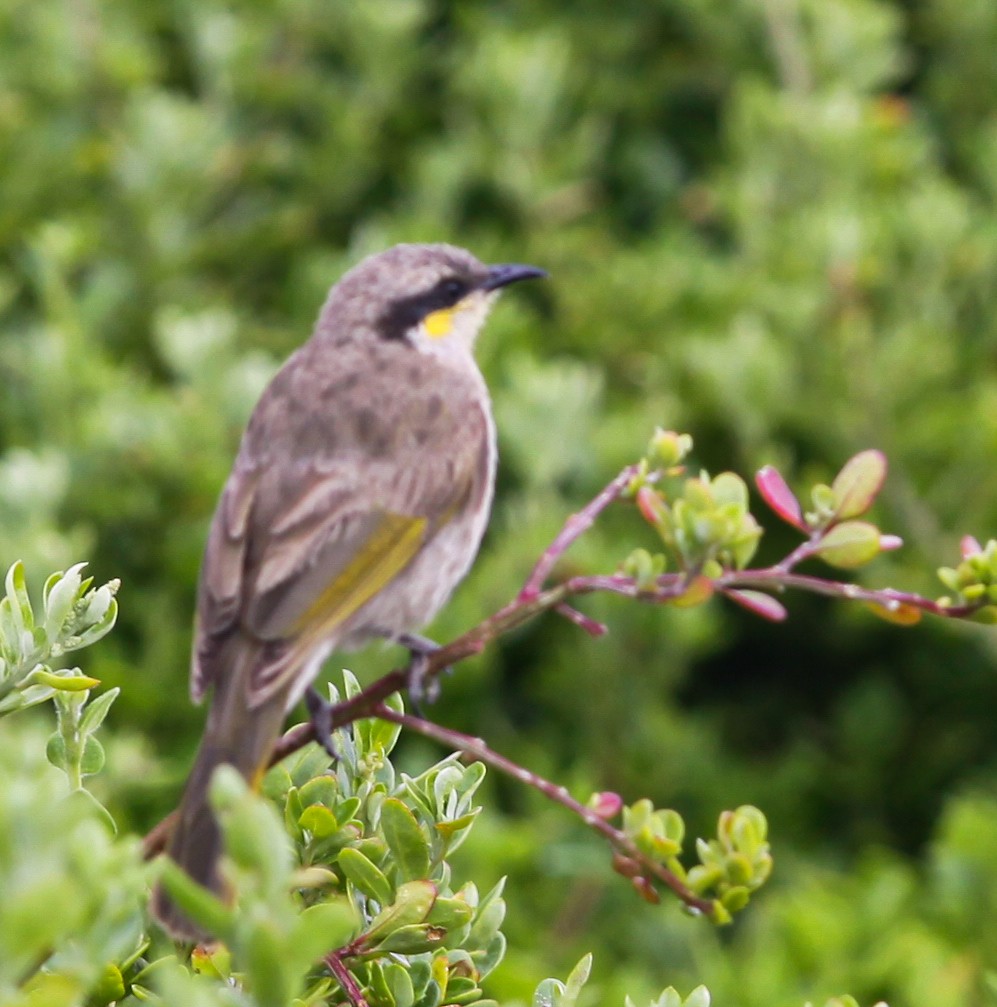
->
[151,243,546,940]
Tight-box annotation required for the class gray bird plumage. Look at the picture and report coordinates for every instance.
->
[152,243,544,940]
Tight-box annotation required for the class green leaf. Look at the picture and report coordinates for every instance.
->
[367,962,396,1007]
[289,901,358,969]
[647,429,693,468]
[710,472,749,511]
[436,759,486,808]
[684,987,712,1007]
[80,735,106,776]
[468,882,507,949]
[212,767,293,886]
[299,804,340,839]
[0,681,57,714]
[79,687,120,735]
[87,963,126,1006]
[363,880,437,943]
[445,975,487,1006]
[18,972,83,1007]
[30,668,100,692]
[297,775,339,809]
[383,962,416,1007]
[156,857,233,942]
[809,483,837,524]
[67,786,117,833]
[564,954,592,1003]
[374,923,447,955]
[244,919,293,1007]
[72,593,118,650]
[366,701,403,756]
[720,885,750,912]
[533,977,568,1007]
[813,520,882,568]
[5,560,35,635]
[42,563,86,639]
[831,449,887,520]
[46,732,68,770]
[475,931,507,980]
[380,797,431,882]
[426,893,474,932]
[435,810,480,841]
[338,846,394,906]
[341,668,362,700]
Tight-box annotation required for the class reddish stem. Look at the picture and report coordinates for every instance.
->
[717,568,981,618]
[144,460,981,873]
[520,465,640,599]
[555,602,608,636]
[323,949,369,1007]
[371,703,715,917]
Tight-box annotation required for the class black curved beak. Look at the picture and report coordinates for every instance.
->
[481,263,549,291]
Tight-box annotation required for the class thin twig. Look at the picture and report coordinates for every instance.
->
[143,460,981,867]
[324,949,370,1007]
[554,602,608,636]
[718,568,981,619]
[520,465,639,598]
[371,703,715,917]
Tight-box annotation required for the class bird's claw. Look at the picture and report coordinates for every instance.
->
[396,633,451,715]
[305,686,340,761]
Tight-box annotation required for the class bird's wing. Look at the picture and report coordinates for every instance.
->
[191,407,489,706]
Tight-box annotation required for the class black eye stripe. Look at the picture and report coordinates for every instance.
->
[376,273,476,340]
[437,277,470,305]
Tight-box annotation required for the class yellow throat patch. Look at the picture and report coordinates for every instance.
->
[423,306,456,338]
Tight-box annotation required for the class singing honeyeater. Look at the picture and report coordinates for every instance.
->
[152,243,545,939]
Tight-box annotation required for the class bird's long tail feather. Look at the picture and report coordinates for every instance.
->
[151,639,291,941]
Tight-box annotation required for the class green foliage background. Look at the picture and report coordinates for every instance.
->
[3,0,997,1003]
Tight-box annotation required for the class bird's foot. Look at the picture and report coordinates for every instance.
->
[397,633,450,714]
[305,686,340,761]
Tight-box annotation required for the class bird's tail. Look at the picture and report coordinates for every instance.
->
[151,642,290,941]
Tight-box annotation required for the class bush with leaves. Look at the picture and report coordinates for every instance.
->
[5,426,996,1005]
[5,1,997,1001]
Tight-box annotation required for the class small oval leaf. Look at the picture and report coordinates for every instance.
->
[30,669,100,692]
[374,922,446,955]
[813,521,882,569]
[755,466,806,530]
[80,735,106,776]
[364,879,438,943]
[831,450,887,521]
[865,600,922,625]
[636,486,667,526]
[380,798,431,882]
[79,686,120,735]
[724,589,788,622]
[46,733,68,770]
[670,575,714,608]
[338,847,394,906]
[299,804,340,839]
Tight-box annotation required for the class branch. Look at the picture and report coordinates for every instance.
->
[146,445,990,914]
[370,703,714,917]
[718,568,981,619]
[520,464,640,599]
[324,949,370,1007]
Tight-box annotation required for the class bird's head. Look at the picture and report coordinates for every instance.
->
[318,243,546,354]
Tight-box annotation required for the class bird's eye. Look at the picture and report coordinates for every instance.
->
[439,278,467,304]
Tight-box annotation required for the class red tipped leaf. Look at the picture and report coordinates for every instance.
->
[755,466,807,530]
[725,589,788,622]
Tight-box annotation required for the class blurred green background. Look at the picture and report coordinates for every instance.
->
[3,0,997,1003]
